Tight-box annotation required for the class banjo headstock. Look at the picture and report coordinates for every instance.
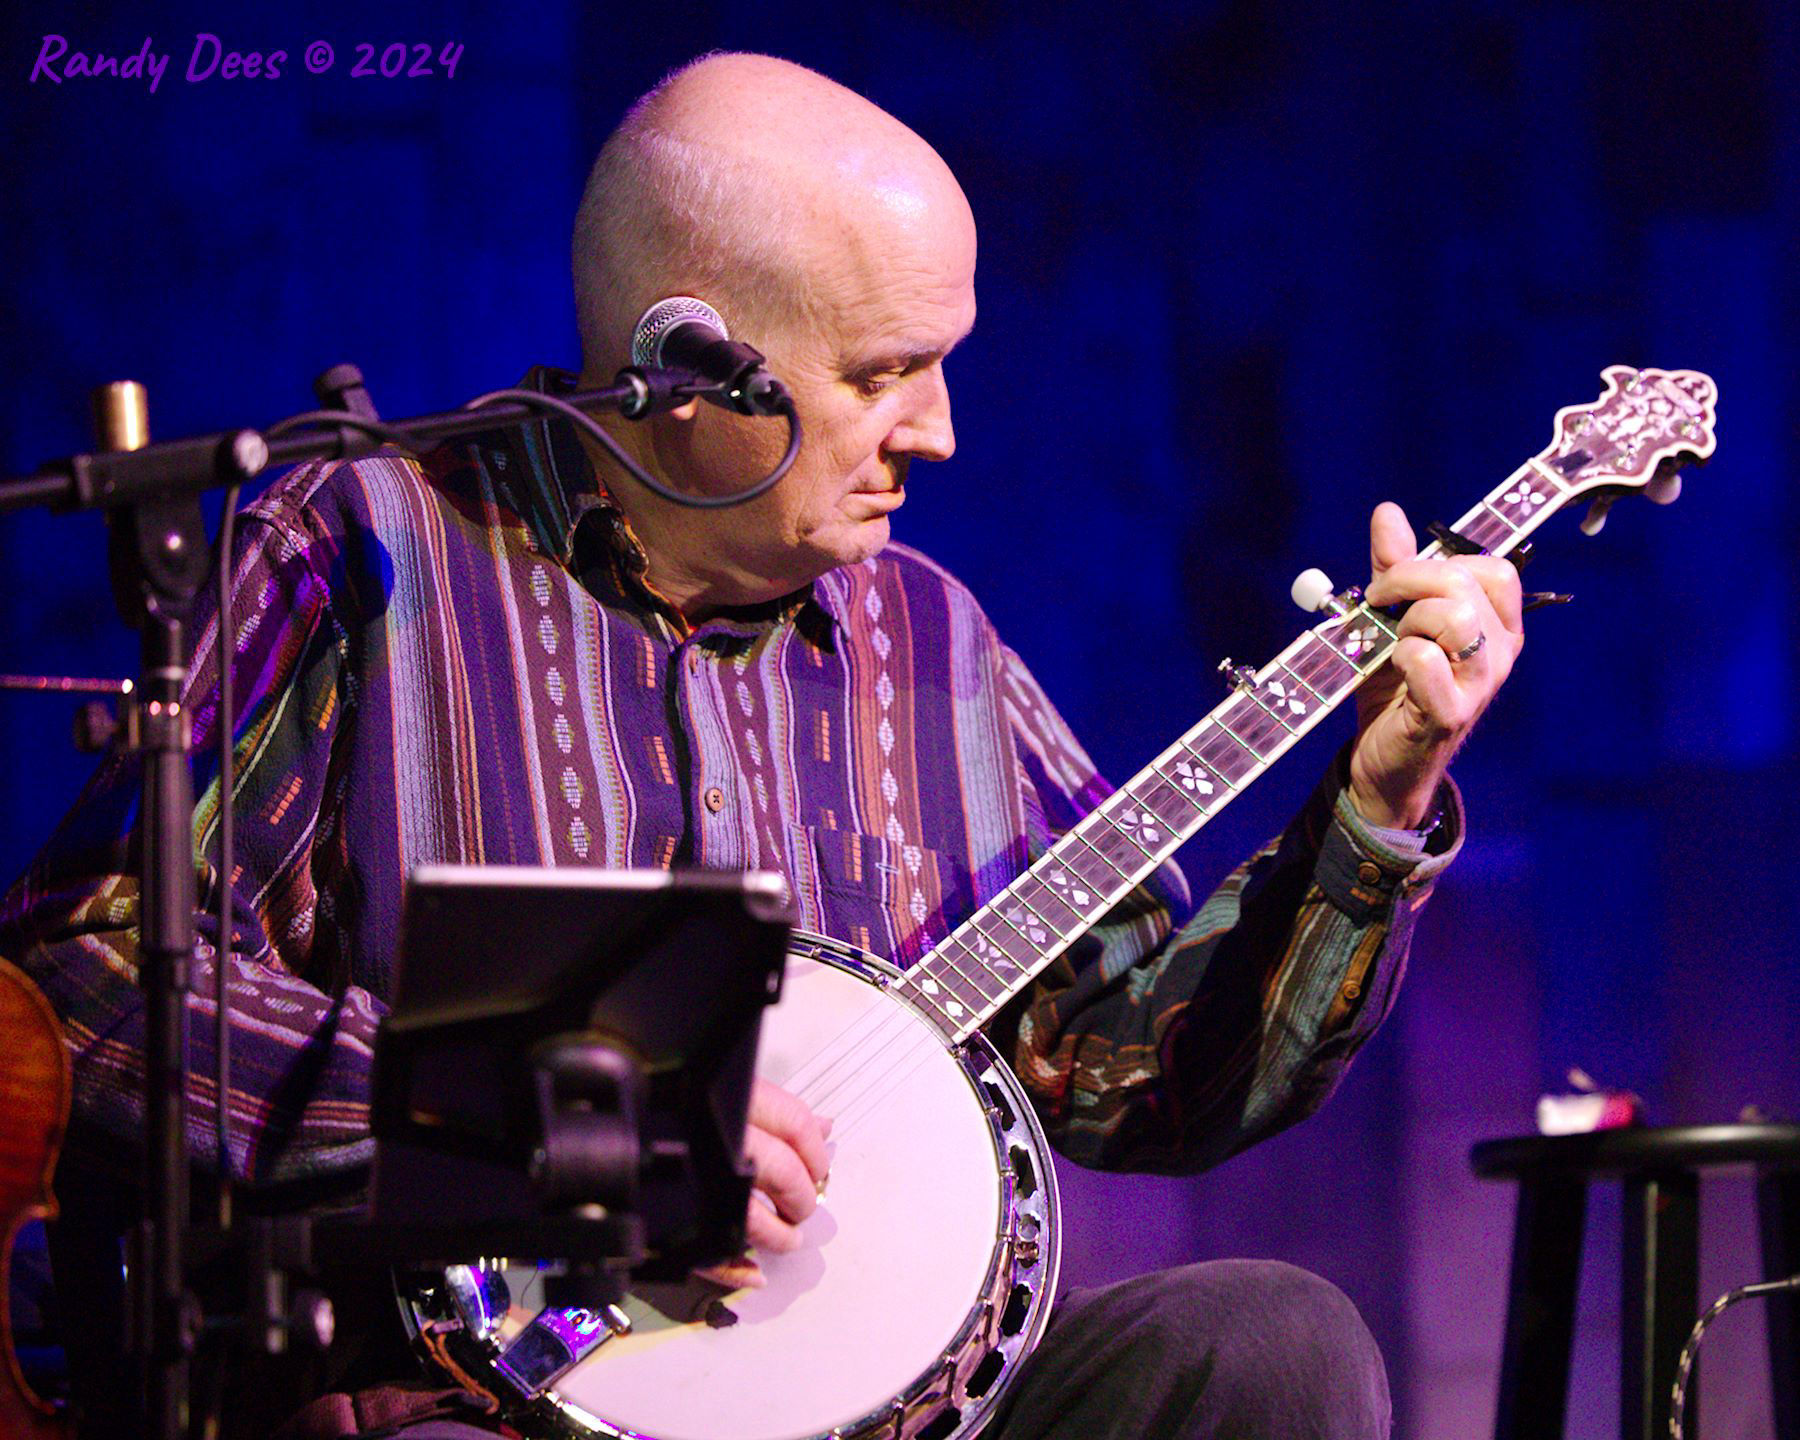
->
[1439,367,1720,547]
[1540,366,1718,527]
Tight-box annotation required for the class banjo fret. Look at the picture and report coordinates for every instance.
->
[1003,873,1084,935]
[1059,832,1137,899]
[1285,634,1362,698]
[900,944,994,1017]
[1122,773,1205,832]
[1189,721,1258,783]
[1219,690,1291,754]
[968,912,1043,977]
[1077,810,1157,877]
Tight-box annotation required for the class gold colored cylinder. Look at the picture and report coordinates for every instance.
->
[92,380,150,452]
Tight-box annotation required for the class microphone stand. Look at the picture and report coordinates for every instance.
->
[0,361,737,1440]
[0,370,699,518]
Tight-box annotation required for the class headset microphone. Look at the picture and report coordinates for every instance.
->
[630,297,793,417]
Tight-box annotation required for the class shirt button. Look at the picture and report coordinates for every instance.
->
[703,786,725,813]
[1356,861,1383,887]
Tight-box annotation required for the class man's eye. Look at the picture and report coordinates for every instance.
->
[852,372,896,397]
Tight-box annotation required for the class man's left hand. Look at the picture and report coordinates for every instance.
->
[1349,502,1524,830]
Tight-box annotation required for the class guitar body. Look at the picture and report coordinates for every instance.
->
[399,932,1061,1440]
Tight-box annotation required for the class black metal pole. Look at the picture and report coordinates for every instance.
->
[1621,1169,1700,1440]
[113,494,212,1440]
[140,597,198,1440]
[92,378,215,1440]
[0,377,650,517]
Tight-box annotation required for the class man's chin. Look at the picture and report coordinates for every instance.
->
[855,513,893,553]
[824,514,892,568]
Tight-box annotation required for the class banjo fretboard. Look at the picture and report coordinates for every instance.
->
[892,365,1719,1042]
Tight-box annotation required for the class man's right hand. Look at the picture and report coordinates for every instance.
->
[698,1077,832,1290]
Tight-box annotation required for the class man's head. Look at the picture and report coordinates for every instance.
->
[572,54,977,618]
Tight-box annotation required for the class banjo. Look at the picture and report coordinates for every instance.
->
[394,367,1718,1440]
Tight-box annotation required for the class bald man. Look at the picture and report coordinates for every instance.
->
[558,56,1517,1435]
[5,52,1522,1440]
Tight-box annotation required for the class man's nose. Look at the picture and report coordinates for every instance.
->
[891,365,955,463]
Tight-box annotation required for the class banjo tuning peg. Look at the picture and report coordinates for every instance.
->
[1579,496,1616,536]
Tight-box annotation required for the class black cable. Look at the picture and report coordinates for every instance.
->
[214,483,240,1226]
[461,386,801,510]
[205,407,392,1211]
[264,408,419,452]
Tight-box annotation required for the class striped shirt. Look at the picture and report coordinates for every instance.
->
[1,368,1459,1186]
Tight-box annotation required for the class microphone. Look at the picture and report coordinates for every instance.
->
[630,297,793,418]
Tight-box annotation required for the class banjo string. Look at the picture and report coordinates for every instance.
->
[793,1002,930,1117]
[776,984,903,1095]
[767,944,1026,1148]
[785,958,1003,1119]
[810,1024,947,1143]
[777,952,999,1107]
[821,1033,945,1146]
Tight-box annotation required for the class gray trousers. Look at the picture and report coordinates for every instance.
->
[986,1259,1391,1439]
[392,1259,1390,1440]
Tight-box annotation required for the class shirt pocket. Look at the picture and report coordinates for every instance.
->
[786,824,973,969]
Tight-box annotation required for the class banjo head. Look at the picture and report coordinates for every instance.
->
[398,932,1060,1440]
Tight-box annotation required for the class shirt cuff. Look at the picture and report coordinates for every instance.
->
[1359,817,1435,859]
[1315,758,1465,924]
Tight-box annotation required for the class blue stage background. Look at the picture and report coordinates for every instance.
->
[2,3,1795,1432]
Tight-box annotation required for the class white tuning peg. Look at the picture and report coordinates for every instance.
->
[1645,473,1682,506]
[1579,496,1616,536]
[1291,568,1361,617]
[1291,567,1336,613]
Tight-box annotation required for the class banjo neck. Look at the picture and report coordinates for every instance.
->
[892,365,1719,1044]
[894,583,1402,1042]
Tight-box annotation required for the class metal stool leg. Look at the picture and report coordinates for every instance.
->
[1622,1169,1699,1440]
[1495,1172,1587,1440]
[1758,1169,1800,1440]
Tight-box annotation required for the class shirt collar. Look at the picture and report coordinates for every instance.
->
[507,365,845,643]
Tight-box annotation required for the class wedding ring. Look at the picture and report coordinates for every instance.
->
[1449,631,1486,663]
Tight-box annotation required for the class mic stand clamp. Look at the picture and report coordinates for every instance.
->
[527,1033,645,1312]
